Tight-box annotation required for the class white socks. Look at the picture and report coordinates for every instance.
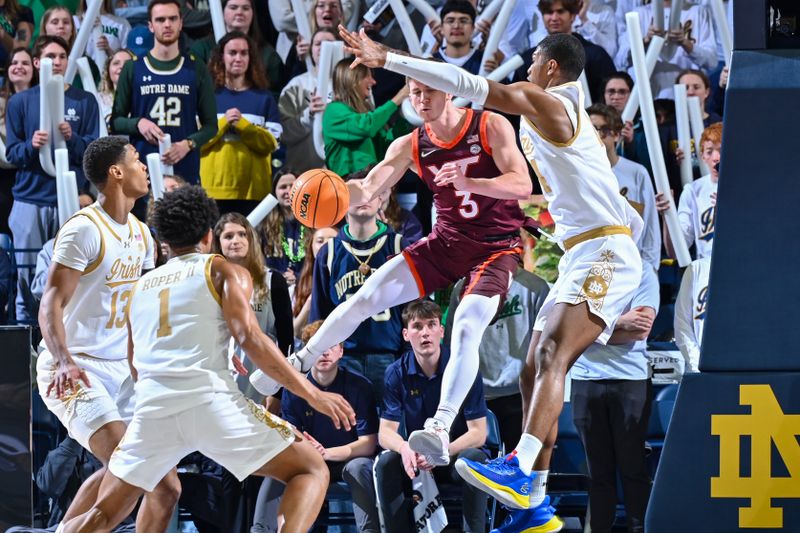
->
[514,433,543,476]
[433,404,458,430]
[530,470,549,507]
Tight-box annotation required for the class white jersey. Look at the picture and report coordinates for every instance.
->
[677,174,717,259]
[674,256,711,373]
[130,253,235,416]
[42,203,154,360]
[613,156,661,272]
[518,82,642,249]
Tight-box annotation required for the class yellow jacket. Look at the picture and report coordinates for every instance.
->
[200,115,278,200]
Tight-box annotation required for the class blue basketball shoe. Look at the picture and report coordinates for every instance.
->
[490,497,564,533]
[455,453,535,509]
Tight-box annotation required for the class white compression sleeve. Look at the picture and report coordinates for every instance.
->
[384,52,490,105]
[437,293,500,429]
[301,253,419,364]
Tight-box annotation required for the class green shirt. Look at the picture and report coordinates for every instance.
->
[322,100,408,178]
[110,51,217,149]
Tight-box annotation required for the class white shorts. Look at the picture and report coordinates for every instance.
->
[533,233,642,345]
[109,392,296,492]
[36,350,134,452]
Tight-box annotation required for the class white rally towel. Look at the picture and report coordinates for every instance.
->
[411,470,448,532]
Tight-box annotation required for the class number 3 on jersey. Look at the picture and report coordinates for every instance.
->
[455,191,479,219]
[149,96,182,127]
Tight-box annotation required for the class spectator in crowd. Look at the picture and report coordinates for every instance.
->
[514,0,616,103]
[431,1,501,75]
[588,103,660,273]
[677,68,722,124]
[617,0,717,98]
[293,225,338,338]
[213,212,293,403]
[278,26,337,173]
[310,168,409,396]
[201,31,282,216]
[375,299,489,533]
[98,49,134,127]
[145,173,186,228]
[74,0,132,74]
[674,256,711,373]
[573,0,618,59]
[29,191,96,315]
[447,267,550,453]
[111,0,217,187]
[500,0,547,59]
[661,68,722,188]
[603,71,632,114]
[2,437,136,532]
[657,122,721,260]
[0,0,33,66]
[280,319,380,532]
[190,0,285,97]
[602,72,653,174]
[0,46,35,235]
[39,6,102,86]
[571,265,659,533]
[267,0,355,64]
[285,0,345,78]
[323,57,409,177]
[6,35,99,322]
[378,187,424,244]
[258,168,306,287]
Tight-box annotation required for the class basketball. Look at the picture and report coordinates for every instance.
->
[290,168,350,229]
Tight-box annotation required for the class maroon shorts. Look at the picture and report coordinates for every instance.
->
[402,225,522,300]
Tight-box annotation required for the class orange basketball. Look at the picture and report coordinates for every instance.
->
[290,168,350,229]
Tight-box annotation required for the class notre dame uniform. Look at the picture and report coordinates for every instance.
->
[130,54,202,181]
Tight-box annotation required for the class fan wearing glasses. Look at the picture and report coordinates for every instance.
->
[432,0,502,75]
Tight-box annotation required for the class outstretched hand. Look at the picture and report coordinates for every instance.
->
[338,25,390,69]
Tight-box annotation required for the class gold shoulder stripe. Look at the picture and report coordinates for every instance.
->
[524,82,582,148]
[91,205,123,241]
[77,211,106,275]
[205,254,224,307]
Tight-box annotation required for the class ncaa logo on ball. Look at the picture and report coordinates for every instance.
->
[299,193,311,220]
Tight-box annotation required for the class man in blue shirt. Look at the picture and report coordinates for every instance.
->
[375,299,489,533]
[6,35,99,322]
[278,320,380,533]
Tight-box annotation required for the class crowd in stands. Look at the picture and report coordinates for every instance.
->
[0,0,736,530]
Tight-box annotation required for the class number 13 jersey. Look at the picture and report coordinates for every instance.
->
[411,108,525,240]
[44,203,155,360]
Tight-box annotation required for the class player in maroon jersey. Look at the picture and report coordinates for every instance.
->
[255,77,532,464]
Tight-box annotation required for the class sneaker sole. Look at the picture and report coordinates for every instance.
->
[517,516,564,533]
[454,460,530,510]
[408,431,450,466]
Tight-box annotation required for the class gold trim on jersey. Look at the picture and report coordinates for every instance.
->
[144,55,185,76]
[575,249,617,312]
[76,211,107,276]
[204,254,223,307]
[564,225,632,251]
[246,399,295,440]
[105,279,138,288]
[522,81,582,148]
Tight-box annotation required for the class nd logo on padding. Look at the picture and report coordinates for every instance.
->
[711,385,800,528]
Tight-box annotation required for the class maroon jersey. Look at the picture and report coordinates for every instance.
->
[412,109,525,239]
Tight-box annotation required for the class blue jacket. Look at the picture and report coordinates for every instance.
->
[6,85,99,206]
